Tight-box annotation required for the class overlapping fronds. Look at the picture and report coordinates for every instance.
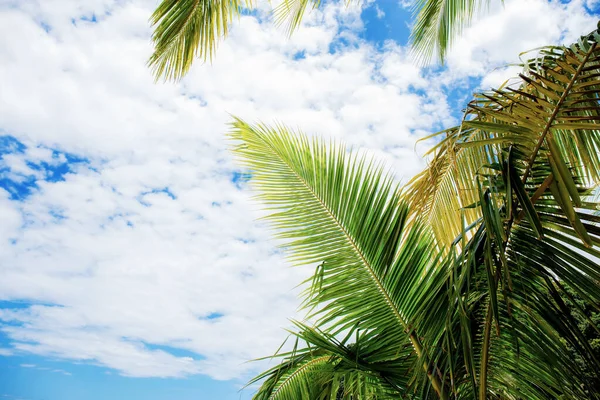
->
[448,193,600,398]
[148,0,246,81]
[404,28,600,248]
[229,119,453,398]
[404,28,600,399]
[227,24,600,400]
[410,0,490,64]
[249,323,407,399]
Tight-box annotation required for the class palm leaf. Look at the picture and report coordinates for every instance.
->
[410,0,490,64]
[404,28,600,248]
[229,119,452,398]
[148,0,245,81]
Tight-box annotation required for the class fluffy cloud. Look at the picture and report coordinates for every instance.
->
[0,0,596,383]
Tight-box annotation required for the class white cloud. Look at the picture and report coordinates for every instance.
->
[445,0,598,86]
[0,0,595,384]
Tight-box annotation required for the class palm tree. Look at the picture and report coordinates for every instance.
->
[228,27,600,399]
[148,0,491,80]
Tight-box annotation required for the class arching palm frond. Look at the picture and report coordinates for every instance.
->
[229,120,453,398]
[410,0,491,64]
[148,0,246,81]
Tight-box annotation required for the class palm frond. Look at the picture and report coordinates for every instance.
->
[148,0,246,81]
[273,0,321,36]
[229,119,452,398]
[410,0,490,64]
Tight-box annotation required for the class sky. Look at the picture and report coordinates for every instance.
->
[0,0,598,399]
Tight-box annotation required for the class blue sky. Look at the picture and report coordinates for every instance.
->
[0,0,598,399]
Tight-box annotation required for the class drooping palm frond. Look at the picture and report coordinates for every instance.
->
[448,197,600,399]
[148,0,246,81]
[410,0,491,64]
[229,119,453,398]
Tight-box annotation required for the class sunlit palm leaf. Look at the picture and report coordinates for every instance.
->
[230,119,452,398]
[273,0,321,36]
[404,28,600,248]
[408,29,600,399]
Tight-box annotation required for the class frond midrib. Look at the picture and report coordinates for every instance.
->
[255,134,410,334]
[268,355,330,400]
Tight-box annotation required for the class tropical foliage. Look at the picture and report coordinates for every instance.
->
[228,27,600,399]
[146,0,600,398]
[148,0,491,80]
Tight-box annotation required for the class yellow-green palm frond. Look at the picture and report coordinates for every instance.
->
[410,0,491,64]
[403,28,600,399]
[404,28,600,248]
[148,0,247,81]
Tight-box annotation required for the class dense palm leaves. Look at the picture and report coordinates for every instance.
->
[148,0,491,80]
[147,0,600,396]
[230,29,600,399]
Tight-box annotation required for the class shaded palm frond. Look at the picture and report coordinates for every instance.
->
[404,28,600,399]
[249,323,410,399]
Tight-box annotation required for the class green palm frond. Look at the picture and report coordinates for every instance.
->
[410,0,491,64]
[227,23,600,400]
[229,119,452,398]
[148,0,246,81]
[450,199,600,398]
